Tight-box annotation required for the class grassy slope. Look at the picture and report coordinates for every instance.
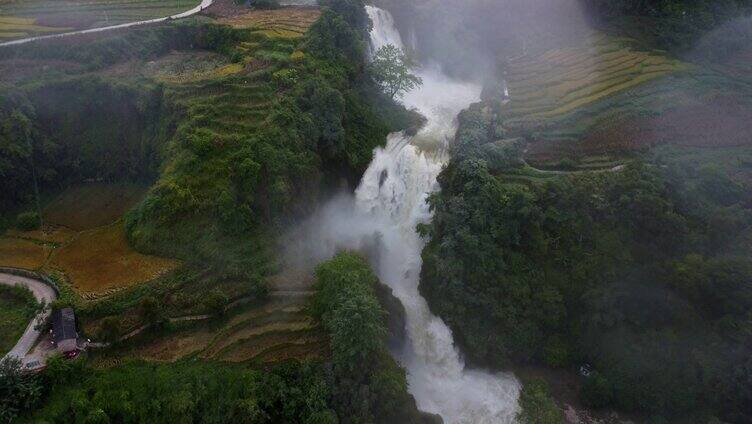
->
[0,285,38,355]
[0,0,202,40]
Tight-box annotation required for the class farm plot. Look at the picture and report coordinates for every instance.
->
[0,0,201,41]
[0,237,51,270]
[499,31,752,167]
[0,183,179,297]
[50,223,180,297]
[504,33,685,123]
[217,7,319,39]
[44,183,148,231]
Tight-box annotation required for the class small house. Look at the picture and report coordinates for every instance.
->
[51,308,78,356]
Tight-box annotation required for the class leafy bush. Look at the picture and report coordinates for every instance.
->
[251,0,280,9]
[16,211,40,231]
[0,357,42,422]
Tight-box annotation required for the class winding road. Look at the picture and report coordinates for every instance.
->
[0,272,57,365]
[0,0,214,48]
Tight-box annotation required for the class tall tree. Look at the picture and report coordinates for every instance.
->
[369,44,423,99]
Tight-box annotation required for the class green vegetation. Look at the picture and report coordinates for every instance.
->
[369,44,423,99]
[15,211,40,231]
[420,99,752,421]
[27,359,337,423]
[19,254,427,423]
[582,0,752,52]
[251,0,280,10]
[1,0,415,307]
[312,253,434,424]
[517,378,563,424]
[1,2,427,421]
[0,357,43,423]
[123,7,414,278]
[0,284,38,355]
[0,76,168,210]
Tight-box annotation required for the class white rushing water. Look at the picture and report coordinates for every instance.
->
[286,6,521,423]
[360,7,521,423]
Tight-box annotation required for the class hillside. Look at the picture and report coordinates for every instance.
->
[419,22,752,424]
[497,32,752,170]
[0,1,433,422]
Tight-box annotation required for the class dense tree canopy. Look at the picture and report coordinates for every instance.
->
[419,106,752,422]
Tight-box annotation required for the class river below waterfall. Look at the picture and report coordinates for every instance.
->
[286,6,521,423]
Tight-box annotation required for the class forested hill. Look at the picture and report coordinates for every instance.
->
[582,0,752,52]
[0,1,432,422]
[415,1,752,423]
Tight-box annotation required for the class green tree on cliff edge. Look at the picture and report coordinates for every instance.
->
[369,44,423,99]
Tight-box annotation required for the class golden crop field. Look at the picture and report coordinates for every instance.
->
[50,223,180,295]
[218,8,320,39]
[505,33,686,122]
[0,237,50,269]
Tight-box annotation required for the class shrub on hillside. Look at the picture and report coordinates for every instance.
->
[0,357,42,422]
[251,0,280,9]
[16,211,40,231]
[517,378,564,424]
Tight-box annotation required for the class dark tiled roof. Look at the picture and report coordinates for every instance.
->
[52,307,77,343]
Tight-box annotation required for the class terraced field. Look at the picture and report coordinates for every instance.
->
[499,31,752,168]
[77,8,327,366]
[92,273,328,367]
[0,0,201,40]
[217,7,319,39]
[505,33,685,124]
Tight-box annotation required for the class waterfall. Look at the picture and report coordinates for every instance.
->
[368,5,404,51]
[357,6,521,423]
[284,6,521,423]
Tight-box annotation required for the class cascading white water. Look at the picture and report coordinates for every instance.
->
[358,7,521,423]
[285,6,521,423]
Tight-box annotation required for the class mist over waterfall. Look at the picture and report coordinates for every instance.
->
[285,6,520,423]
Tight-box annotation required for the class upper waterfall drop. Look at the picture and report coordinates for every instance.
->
[366,5,404,51]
